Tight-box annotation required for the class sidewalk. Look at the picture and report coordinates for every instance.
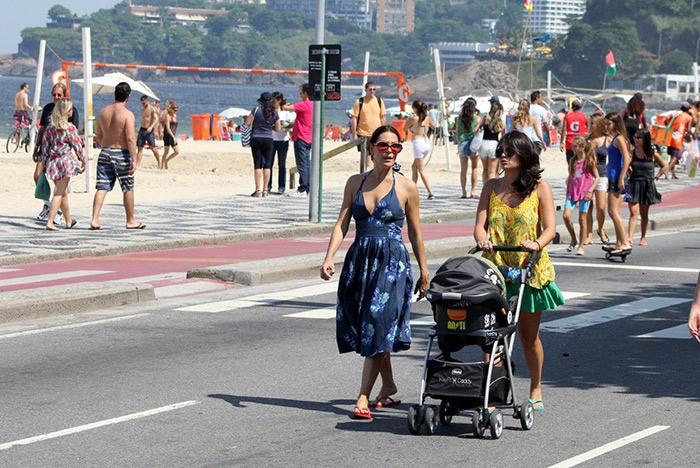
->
[2,175,698,266]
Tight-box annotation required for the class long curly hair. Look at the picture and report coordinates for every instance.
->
[487,102,505,134]
[459,97,477,132]
[514,99,531,128]
[569,136,597,176]
[497,131,543,197]
[50,98,72,131]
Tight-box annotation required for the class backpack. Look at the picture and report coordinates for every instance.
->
[355,96,383,151]
[624,113,641,142]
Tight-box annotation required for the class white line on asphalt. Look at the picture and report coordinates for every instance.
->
[411,315,435,326]
[636,324,692,339]
[548,425,670,468]
[561,291,589,300]
[106,272,186,284]
[541,297,691,333]
[551,262,698,273]
[0,269,21,275]
[0,270,115,288]
[0,314,150,340]
[0,400,200,451]
[176,281,339,313]
[284,307,336,319]
[155,281,229,299]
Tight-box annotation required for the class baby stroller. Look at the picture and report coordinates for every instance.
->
[407,246,538,439]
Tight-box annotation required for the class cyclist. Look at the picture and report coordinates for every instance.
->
[13,82,32,126]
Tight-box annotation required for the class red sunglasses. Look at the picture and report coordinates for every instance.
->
[374,142,403,154]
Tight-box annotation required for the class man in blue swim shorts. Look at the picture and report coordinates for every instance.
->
[136,95,161,169]
[90,82,146,230]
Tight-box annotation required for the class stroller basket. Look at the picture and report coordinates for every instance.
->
[425,358,511,407]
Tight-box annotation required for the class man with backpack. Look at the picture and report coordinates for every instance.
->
[351,81,386,169]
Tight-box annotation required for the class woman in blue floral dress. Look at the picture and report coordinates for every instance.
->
[321,125,430,420]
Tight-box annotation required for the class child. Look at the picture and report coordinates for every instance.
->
[563,136,600,255]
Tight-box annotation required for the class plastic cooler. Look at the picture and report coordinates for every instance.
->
[190,114,210,140]
[391,119,407,140]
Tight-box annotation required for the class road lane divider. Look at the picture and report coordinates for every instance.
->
[0,313,150,340]
[0,400,200,451]
[0,270,114,288]
[541,297,690,333]
[548,425,670,467]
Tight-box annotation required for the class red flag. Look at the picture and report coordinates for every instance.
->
[605,50,615,66]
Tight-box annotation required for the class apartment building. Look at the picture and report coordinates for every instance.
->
[527,0,586,35]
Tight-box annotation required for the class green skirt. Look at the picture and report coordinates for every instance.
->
[505,281,565,313]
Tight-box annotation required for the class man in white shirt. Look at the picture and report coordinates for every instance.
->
[530,91,550,146]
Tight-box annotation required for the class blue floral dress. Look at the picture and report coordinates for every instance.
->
[336,171,413,357]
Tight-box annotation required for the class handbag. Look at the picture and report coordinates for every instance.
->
[469,127,484,153]
[241,107,257,148]
[649,113,677,148]
[34,171,51,200]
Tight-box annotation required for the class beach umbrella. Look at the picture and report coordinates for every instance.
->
[219,107,251,119]
[72,72,159,101]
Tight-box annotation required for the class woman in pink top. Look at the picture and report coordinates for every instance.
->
[562,136,599,255]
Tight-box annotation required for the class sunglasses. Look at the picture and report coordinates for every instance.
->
[367,87,376,91]
[374,142,403,153]
[502,147,517,158]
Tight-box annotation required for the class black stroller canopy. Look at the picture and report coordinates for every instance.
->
[428,255,506,304]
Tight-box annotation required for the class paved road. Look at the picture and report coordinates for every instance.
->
[0,227,698,467]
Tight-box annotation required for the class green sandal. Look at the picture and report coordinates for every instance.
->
[528,398,545,412]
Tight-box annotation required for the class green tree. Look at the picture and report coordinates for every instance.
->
[205,15,231,36]
[659,49,692,74]
[48,5,72,20]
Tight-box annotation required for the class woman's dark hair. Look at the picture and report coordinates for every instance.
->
[634,128,653,160]
[605,111,629,148]
[272,91,286,107]
[460,97,477,132]
[412,100,428,123]
[626,94,645,117]
[369,124,402,144]
[496,131,543,197]
[257,92,275,117]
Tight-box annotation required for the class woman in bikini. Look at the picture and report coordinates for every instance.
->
[406,100,436,200]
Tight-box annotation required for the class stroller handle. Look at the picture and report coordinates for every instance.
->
[468,245,540,277]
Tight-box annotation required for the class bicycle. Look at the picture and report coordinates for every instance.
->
[6,115,33,153]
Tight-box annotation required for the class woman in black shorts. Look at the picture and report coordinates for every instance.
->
[244,92,281,197]
[161,101,179,170]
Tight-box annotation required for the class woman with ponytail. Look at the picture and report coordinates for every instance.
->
[456,97,481,198]
[474,131,564,412]
[406,100,435,199]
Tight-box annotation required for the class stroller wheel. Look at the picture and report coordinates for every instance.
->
[424,405,440,435]
[471,410,485,438]
[439,400,453,426]
[489,409,504,439]
[519,401,534,430]
[407,405,424,435]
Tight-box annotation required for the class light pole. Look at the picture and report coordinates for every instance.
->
[695,36,700,65]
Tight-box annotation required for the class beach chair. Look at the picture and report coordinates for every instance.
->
[331,125,340,141]
[324,125,332,140]
[219,121,232,141]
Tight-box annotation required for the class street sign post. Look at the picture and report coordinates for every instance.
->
[309,44,341,101]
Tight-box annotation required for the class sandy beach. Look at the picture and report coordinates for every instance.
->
[1,139,570,218]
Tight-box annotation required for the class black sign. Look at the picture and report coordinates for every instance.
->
[308,44,342,101]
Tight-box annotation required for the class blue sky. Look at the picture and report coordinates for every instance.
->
[1,1,116,55]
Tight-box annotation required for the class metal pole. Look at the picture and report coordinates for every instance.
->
[602,73,608,111]
[546,70,552,107]
[318,51,326,222]
[28,40,46,156]
[309,0,325,223]
[694,62,699,101]
[82,27,93,194]
[432,48,451,171]
[362,51,370,96]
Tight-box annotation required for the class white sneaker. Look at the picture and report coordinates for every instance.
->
[285,190,308,198]
[55,212,65,226]
[36,205,49,221]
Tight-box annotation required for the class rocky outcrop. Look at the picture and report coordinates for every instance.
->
[0,54,39,77]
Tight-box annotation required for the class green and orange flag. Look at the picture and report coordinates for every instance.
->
[605,50,617,77]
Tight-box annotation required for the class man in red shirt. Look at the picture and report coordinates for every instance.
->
[560,99,588,163]
[667,101,694,179]
[282,83,313,197]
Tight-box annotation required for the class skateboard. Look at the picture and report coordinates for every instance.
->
[602,245,632,262]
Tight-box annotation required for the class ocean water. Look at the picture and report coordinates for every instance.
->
[0,76,393,137]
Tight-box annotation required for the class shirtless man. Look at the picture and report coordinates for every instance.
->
[14,82,31,124]
[90,82,146,230]
[136,95,161,168]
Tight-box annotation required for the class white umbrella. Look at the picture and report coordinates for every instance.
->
[219,107,251,119]
[73,72,159,101]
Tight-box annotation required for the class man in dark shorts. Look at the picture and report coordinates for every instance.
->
[136,95,161,168]
[90,82,146,230]
[13,82,31,125]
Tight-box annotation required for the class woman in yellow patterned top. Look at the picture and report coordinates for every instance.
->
[474,131,565,412]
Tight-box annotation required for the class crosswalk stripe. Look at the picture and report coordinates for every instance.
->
[155,281,230,299]
[284,307,335,319]
[561,291,589,300]
[175,281,339,313]
[0,269,21,275]
[107,272,186,284]
[551,262,698,273]
[0,270,114,288]
[636,324,692,340]
[411,315,436,326]
[541,297,691,333]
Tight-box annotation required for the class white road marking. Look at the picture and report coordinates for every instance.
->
[548,425,670,468]
[636,324,692,340]
[561,291,589,300]
[0,269,21,275]
[284,307,336,319]
[106,272,186,284]
[0,400,200,451]
[0,314,149,340]
[411,315,436,326]
[0,270,114,287]
[551,261,698,273]
[155,281,229,299]
[176,281,339,313]
[541,297,691,333]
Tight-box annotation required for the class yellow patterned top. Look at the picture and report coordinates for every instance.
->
[483,188,556,289]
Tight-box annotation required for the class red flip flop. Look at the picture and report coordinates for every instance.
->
[352,406,372,419]
[369,395,401,408]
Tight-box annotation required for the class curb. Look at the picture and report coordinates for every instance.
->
[187,237,476,286]
[0,282,155,324]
